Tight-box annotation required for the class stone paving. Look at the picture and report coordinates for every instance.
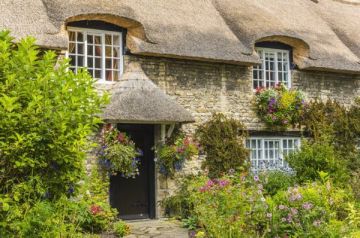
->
[124,219,188,238]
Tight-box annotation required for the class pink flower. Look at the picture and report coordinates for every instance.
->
[218,180,230,188]
[253,175,259,182]
[302,202,313,210]
[290,208,298,215]
[207,180,215,187]
[278,205,286,210]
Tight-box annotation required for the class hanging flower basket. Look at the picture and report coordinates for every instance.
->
[254,84,306,128]
[97,124,141,178]
[155,134,199,177]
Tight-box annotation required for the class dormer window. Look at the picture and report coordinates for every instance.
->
[253,43,292,89]
[67,21,125,83]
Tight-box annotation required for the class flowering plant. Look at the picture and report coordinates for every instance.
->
[97,124,141,178]
[156,134,199,177]
[254,84,306,128]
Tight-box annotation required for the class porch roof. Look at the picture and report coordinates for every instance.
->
[101,62,194,124]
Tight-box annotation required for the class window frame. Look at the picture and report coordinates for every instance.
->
[66,27,124,84]
[246,136,300,172]
[253,47,292,90]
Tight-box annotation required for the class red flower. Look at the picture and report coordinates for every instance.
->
[90,204,102,215]
[255,86,264,94]
[183,137,190,146]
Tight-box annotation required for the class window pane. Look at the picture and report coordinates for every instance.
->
[94,46,102,57]
[105,34,112,45]
[106,58,111,69]
[113,35,120,45]
[87,58,93,68]
[77,43,84,54]
[95,70,101,79]
[106,46,112,57]
[94,35,101,44]
[69,31,75,42]
[106,70,112,81]
[69,43,75,53]
[87,35,93,44]
[87,45,93,55]
[95,58,101,68]
[77,56,84,67]
[77,32,83,42]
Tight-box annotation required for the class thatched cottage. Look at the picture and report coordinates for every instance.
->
[1,0,360,219]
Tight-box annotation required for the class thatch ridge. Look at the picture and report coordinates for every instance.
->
[0,0,359,73]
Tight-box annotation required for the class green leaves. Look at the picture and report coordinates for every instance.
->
[0,30,108,213]
[0,94,19,112]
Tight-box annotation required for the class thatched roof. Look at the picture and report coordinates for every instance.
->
[102,62,194,124]
[1,0,359,73]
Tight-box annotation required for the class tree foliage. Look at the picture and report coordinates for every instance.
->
[0,30,108,201]
[196,113,249,178]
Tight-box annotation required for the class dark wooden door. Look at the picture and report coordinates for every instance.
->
[109,124,155,219]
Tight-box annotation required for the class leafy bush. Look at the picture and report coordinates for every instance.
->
[156,133,198,177]
[113,220,130,237]
[196,113,249,178]
[301,99,360,171]
[98,124,141,178]
[0,30,107,200]
[254,84,306,128]
[286,139,349,184]
[259,170,296,196]
[0,30,118,236]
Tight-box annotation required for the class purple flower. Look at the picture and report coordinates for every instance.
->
[278,205,286,210]
[207,180,215,187]
[254,175,259,182]
[218,180,230,187]
[302,202,313,210]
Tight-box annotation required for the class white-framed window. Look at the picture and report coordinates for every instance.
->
[246,137,300,172]
[253,48,291,89]
[67,27,123,83]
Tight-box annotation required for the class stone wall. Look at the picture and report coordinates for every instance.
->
[121,54,360,216]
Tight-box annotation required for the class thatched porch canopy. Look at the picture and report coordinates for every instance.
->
[102,62,194,124]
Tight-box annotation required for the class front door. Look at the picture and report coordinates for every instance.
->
[109,124,155,219]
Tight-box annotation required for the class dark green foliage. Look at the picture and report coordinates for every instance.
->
[259,170,296,196]
[195,113,249,178]
[286,140,349,184]
[302,99,360,164]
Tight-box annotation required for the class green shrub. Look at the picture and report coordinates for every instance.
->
[301,99,360,172]
[0,30,114,236]
[0,30,108,200]
[113,220,130,237]
[286,139,349,184]
[259,170,296,196]
[195,113,249,178]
